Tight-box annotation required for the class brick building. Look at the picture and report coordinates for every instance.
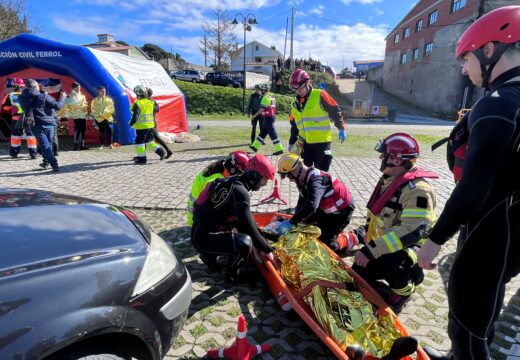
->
[382,0,509,116]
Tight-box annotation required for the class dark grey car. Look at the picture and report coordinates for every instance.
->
[0,189,192,360]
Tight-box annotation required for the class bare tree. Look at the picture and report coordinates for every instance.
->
[0,0,33,41]
[199,7,236,70]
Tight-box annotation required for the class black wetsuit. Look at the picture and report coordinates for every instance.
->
[428,66,520,359]
[191,176,272,280]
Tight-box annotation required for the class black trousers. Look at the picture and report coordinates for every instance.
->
[302,142,333,172]
[306,205,354,246]
[352,249,416,294]
[73,118,86,146]
[191,223,252,279]
[152,127,172,154]
[98,120,112,146]
[447,195,519,359]
[250,115,262,144]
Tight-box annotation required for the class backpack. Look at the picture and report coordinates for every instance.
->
[431,112,469,182]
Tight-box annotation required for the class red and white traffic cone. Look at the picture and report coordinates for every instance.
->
[260,178,287,205]
[206,315,271,360]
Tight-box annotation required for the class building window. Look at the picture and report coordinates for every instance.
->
[415,19,423,32]
[255,45,259,51]
[400,53,407,64]
[428,10,438,25]
[412,48,419,60]
[403,28,410,39]
[424,42,433,56]
[394,33,400,44]
[452,0,466,12]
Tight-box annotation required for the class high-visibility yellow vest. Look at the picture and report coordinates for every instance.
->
[8,92,23,115]
[186,172,224,226]
[290,89,331,143]
[132,98,155,129]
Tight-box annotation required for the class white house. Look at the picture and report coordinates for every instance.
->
[231,41,282,80]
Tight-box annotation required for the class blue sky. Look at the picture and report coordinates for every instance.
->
[26,0,418,72]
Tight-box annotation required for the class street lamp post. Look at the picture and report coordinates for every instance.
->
[232,13,258,115]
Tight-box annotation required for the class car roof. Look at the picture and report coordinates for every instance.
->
[0,190,148,274]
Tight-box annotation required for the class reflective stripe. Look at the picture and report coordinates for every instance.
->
[323,206,337,214]
[401,208,430,218]
[382,231,403,252]
[237,330,247,339]
[335,198,344,207]
[405,247,418,264]
[291,89,332,143]
[392,283,415,296]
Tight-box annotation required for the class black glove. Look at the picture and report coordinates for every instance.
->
[353,225,367,245]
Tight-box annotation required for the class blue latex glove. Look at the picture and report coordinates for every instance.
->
[339,129,347,143]
[278,220,294,235]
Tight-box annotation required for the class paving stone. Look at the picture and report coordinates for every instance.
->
[1,134,518,359]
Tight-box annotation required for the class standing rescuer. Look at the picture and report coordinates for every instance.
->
[276,153,355,252]
[249,83,284,156]
[129,85,166,164]
[417,6,520,360]
[191,154,277,284]
[288,69,347,171]
[5,78,37,159]
[352,133,438,314]
[246,84,262,145]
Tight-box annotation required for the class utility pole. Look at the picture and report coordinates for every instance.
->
[283,17,288,65]
[290,6,294,70]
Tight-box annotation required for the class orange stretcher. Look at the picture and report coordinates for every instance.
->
[252,212,429,360]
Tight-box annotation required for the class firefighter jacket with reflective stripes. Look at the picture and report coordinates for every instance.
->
[131,98,155,129]
[260,95,276,118]
[91,95,115,123]
[291,168,352,224]
[58,91,88,119]
[365,169,437,259]
[290,89,332,144]
[186,171,224,226]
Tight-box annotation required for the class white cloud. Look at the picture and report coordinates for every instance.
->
[340,0,382,4]
[248,22,387,72]
[309,5,325,15]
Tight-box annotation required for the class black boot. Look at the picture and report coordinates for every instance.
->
[346,344,366,360]
[423,346,452,360]
[381,336,418,360]
[156,147,166,160]
[165,150,173,159]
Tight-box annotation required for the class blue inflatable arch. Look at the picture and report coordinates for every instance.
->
[0,34,135,144]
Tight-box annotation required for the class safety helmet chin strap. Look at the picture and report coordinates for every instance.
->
[473,42,509,90]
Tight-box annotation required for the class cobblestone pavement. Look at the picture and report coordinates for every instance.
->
[1,137,518,360]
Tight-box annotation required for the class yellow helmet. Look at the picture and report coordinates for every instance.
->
[277,153,302,175]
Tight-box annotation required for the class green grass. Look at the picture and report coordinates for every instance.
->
[174,125,448,159]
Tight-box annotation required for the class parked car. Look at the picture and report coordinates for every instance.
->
[171,69,205,83]
[205,72,241,88]
[0,189,192,360]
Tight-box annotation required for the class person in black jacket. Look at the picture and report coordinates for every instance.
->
[19,79,65,172]
[276,153,355,252]
[191,154,277,284]
[246,85,262,145]
[418,6,520,360]
[147,87,173,159]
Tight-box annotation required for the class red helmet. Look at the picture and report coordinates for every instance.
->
[246,154,276,180]
[289,69,310,89]
[456,6,520,60]
[12,78,25,86]
[224,150,251,175]
[375,132,419,160]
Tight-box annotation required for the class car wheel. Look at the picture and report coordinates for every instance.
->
[192,79,197,83]
[207,82,213,85]
[227,84,233,87]
[172,76,176,79]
